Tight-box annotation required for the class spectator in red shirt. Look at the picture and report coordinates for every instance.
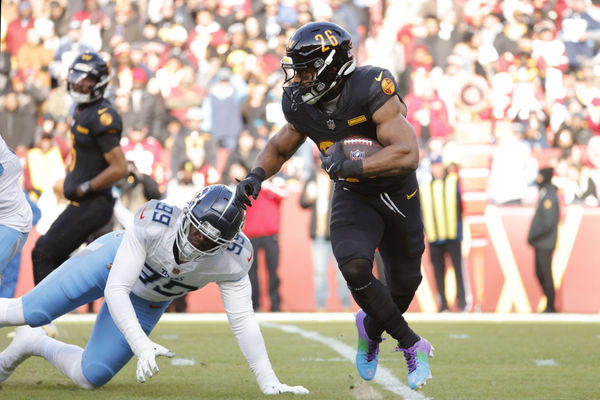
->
[242,174,287,312]
[5,1,36,57]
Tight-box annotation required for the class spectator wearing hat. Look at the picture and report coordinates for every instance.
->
[53,20,94,77]
[527,167,559,313]
[5,1,36,57]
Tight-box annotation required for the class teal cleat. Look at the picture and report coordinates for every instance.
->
[355,309,382,381]
[396,338,434,389]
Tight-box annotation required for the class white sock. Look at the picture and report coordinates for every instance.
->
[0,298,25,327]
[38,337,95,389]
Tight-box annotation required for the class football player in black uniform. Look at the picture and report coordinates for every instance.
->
[234,22,433,389]
[32,52,128,286]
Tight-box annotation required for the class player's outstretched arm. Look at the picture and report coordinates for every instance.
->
[218,277,309,395]
[234,123,306,209]
[105,229,175,383]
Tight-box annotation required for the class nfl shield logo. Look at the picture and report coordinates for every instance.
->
[350,150,365,160]
[327,119,336,130]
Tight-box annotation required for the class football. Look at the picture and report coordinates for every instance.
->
[337,136,383,160]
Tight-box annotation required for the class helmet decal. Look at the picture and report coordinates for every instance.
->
[281,22,355,109]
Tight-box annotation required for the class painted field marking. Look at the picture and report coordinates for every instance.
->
[448,334,470,339]
[533,359,558,367]
[261,321,430,400]
[171,358,196,366]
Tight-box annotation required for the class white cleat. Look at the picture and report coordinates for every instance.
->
[0,326,48,383]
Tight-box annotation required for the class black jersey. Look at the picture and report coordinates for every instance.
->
[64,98,122,198]
[282,65,413,194]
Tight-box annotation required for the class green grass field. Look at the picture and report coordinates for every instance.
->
[1,315,599,400]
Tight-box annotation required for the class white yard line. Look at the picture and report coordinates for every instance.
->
[260,321,430,400]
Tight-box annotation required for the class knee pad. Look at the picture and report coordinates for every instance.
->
[24,310,52,327]
[340,258,373,290]
[82,360,116,387]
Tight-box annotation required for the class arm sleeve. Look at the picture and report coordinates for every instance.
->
[104,228,154,355]
[218,275,280,389]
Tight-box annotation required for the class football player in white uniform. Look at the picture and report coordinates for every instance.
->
[0,184,308,395]
[0,134,33,277]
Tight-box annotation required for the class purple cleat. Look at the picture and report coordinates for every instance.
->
[355,309,382,381]
[396,338,434,389]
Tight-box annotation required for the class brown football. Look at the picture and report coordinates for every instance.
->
[338,136,383,160]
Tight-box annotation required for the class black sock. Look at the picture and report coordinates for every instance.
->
[350,277,420,347]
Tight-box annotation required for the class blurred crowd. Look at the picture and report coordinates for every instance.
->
[1,0,599,233]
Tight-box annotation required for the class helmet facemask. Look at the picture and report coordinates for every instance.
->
[281,50,355,109]
[175,185,245,263]
[176,210,231,262]
[67,61,110,104]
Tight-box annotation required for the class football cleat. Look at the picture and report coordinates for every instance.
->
[0,325,48,382]
[395,338,434,389]
[355,309,382,381]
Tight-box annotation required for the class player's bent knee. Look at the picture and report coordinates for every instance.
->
[82,361,116,387]
[25,310,52,327]
[340,259,373,289]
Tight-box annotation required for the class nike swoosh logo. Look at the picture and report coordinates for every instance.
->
[406,189,418,200]
[140,206,147,219]
[375,71,383,82]
[149,304,161,309]
[247,250,253,262]
[326,165,334,173]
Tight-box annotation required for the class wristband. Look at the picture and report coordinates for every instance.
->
[78,180,93,196]
[340,160,363,178]
[249,167,266,182]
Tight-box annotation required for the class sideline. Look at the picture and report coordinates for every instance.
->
[55,312,600,323]
[260,321,430,400]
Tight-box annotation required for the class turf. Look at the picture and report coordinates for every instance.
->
[1,319,599,399]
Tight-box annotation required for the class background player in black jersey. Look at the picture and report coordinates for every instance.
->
[234,22,433,390]
[32,52,128,287]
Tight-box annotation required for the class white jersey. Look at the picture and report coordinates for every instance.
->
[0,135,32,232]
[129,199,252,302]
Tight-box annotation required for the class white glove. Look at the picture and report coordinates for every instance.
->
[135,342,175,383]
[261,382,310,395]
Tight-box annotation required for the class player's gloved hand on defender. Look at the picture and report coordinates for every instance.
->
[234,167,266,210]
[319,142,363,179]
[260,381,310,395]
[135,341,175,383]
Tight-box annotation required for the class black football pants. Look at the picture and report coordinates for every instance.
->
[32,194,115,285]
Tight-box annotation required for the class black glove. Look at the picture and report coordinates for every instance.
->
[320,142,363,179]
[235,167,266,210]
